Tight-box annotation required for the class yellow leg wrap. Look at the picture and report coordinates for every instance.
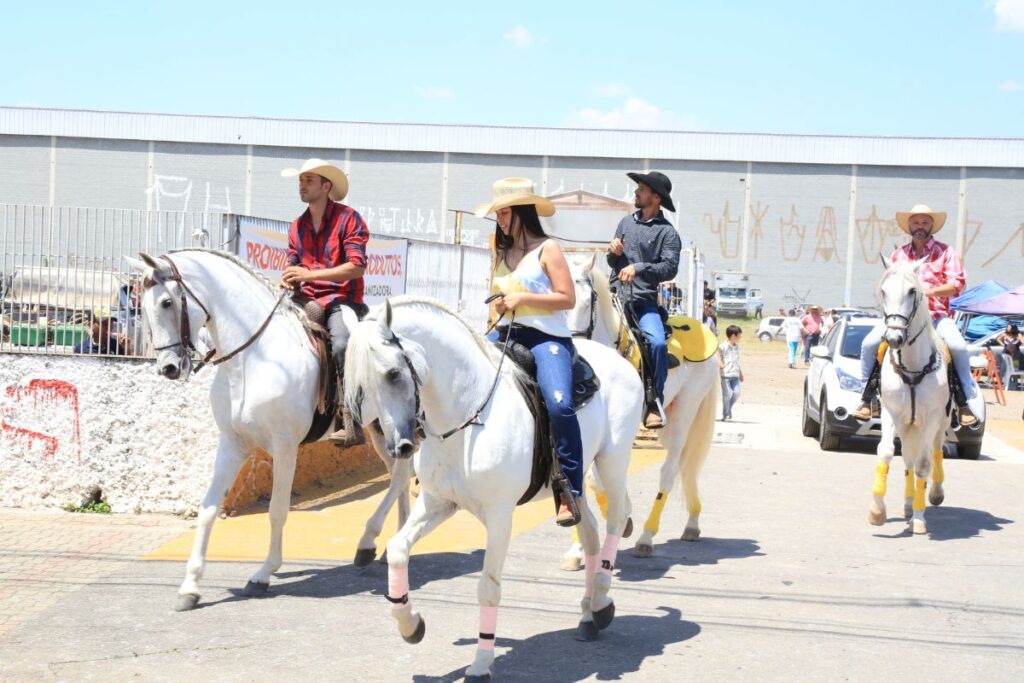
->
[686,495,702,517]
[904,469,914,500]
[595,492,609,520]
[913,477,927,512]
[872,463,890,497]
[643,491,670,535]
[932,449,945,486]
[571,525,580,545]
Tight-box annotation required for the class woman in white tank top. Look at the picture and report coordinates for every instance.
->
[475,178,585,527]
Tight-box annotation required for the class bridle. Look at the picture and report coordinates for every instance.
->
[570,275,598,340]
[882,275,927,348]
[880,270,940,424]
[146,254,287,376]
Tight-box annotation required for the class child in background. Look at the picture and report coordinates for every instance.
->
[718,324,744,421]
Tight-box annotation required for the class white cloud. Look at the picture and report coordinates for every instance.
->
[566,96,698,131]
[592,83,632,98]
[999,79,1024,91]
[415,86,453,100]
[994,0,1024,31]
[504,25,533,48]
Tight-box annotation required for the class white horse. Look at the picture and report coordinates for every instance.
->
[345,296,643,681]
[127,249,414,611]
[564,254,718,562]
[868,259,951,535]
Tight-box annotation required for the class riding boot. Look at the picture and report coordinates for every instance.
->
[852,361,881,421]
[948,363,977,427]
[328,373,365,447]
[551,473,581,527]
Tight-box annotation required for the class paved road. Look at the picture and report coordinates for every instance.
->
[1,404,1023,682]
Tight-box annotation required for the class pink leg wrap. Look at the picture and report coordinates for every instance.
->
[388,565,409,609]
[598,534,620,577]
[478,605,498,651]
[584,554,599,598]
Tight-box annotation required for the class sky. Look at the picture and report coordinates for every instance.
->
[2,0,1023,138]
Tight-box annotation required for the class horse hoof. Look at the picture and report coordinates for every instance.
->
[868,509,885,526]
[912,521,927,535]
[632,543,653,558]
[681,526,700,542]
[593,600,615,630]
[623,517,634,539]
[242,580,270,597]
[403,615,426,644]
[353,548,376,567]
[465,674,491,682]
[559,555,583,572]
[174,593,200,612]
[575,619,599,642]
[929,491,945,507]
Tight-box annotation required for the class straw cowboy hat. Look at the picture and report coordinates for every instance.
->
[474,177,555,218]
[92,306,112,321]
[280,158,349,201]
[895,204,946,234]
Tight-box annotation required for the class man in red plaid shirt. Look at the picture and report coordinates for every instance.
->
[853,204,979,426]
[280,159,369,444]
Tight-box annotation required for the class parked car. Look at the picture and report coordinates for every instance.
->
[756,316,786,342]
[801,316,985,458]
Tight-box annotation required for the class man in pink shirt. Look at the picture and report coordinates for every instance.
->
[852,204,978,425]
[800,305,824,365]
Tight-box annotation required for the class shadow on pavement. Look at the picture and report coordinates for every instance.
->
[195,550,485,609]
[616,536,763,583]
[413,606,700,683]
[925,506,1014,541]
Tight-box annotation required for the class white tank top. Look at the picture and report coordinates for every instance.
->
[491,243,571,338]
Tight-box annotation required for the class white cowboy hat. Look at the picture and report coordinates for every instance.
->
[280,158,349,201]
[474,177,555,218]
[895,204,946,234]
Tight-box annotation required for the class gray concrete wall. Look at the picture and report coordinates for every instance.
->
[2,133,1023,310]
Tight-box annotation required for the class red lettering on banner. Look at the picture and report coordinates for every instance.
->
[245,240,289,273]
[1,379,82,462]
[366,253,404,276]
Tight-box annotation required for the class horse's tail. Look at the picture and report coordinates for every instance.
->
[678,371,718,508]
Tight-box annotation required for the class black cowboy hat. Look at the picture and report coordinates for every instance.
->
[627,171,675,212]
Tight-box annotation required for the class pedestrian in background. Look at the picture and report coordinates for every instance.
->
[801,305,824,365]
[718,324,744,420]
[782,308,803,368]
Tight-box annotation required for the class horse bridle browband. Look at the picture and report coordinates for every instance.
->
[147,254,286,375]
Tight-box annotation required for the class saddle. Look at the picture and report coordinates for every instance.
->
[490,328,601,507]
[293,295,368,445]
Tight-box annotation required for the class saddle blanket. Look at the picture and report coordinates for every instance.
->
[617,315,719,372]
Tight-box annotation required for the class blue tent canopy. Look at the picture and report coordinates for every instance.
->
[951,280,1010,311]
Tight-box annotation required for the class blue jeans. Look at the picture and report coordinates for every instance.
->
[632,301,669,404]
[499,326,585,497]
[721,376,741,419]
[859,317,977,399]
[802,333,820,363]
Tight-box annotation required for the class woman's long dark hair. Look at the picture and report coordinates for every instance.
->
[494,204,548,255]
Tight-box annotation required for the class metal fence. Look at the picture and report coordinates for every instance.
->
[0,204,491,358]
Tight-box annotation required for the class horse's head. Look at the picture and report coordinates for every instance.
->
[877,258,927,350]
[567,253,598,338]
[126,252,207,380]
[345,300,428,459]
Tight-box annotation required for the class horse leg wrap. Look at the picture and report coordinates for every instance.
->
[478,606,497,651]
[913,478,927,512]
[872,463,890,497]
[598,534,620,578]
[596,492,609,520]
[584,554,599,598]
[643,491,669,535]
[904,469,914,500]
[686,494,702,518]
[932,449,945,485]
[388,565,410,611]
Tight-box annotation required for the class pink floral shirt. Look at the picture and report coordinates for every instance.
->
[889,238,966,320]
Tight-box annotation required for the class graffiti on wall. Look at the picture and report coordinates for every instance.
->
[704,201,743,259]
[1,379,82,462]
[982,222,1024,268]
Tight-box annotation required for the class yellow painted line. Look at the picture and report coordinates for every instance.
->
[989,419,1024,452]
[144,445,668,563]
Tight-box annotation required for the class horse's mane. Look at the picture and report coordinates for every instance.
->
[590,268,621,330]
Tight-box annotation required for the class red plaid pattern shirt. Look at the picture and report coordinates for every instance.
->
[889,238,966,320]
[286,200,369,308]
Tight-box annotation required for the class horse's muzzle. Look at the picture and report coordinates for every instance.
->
[885,328,907,350]
[395,438,416,460]
[160,363,181,379]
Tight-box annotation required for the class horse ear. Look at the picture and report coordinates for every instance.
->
[125,256,148,273]
[879,252,890,270]
[377,299,393,337]
[139,252,161,270]
[912,257,927,273]
[584,252,597,275]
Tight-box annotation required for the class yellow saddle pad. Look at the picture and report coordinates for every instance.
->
[615,315,718,372]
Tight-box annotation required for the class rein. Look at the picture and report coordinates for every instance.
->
[570,276,598,340]
[385,298,516,442]
[147,254,287,375]
[881,275,939,425]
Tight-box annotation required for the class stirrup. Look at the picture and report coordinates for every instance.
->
[957,407,977,427]
[556,493,581,527]
[329,379,365,446]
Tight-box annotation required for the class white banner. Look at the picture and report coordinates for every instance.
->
[237,218,407,304]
